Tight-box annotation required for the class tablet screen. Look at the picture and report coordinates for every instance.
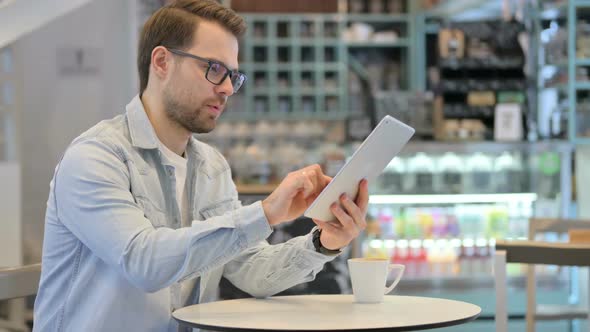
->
[304,115,415,221]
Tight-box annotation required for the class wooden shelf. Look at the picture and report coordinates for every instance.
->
[236,183,277,195]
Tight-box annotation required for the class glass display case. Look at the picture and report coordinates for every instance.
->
[357,141,573,273]
[352,141,576,331]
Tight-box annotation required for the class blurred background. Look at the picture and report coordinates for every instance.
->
[1,0,590,331]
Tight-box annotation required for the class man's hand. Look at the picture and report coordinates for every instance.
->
[312,179,369,250]
[262,164,332,226]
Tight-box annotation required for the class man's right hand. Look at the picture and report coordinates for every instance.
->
[261,164,332,226]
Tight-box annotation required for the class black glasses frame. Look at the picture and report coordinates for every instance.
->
[165,47,246,93]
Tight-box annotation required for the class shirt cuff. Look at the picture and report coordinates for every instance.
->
[235,201,273,246]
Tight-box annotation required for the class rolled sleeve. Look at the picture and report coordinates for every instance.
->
[223,229,336,298]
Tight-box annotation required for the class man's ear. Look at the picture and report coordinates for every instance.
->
[151,46,171,80]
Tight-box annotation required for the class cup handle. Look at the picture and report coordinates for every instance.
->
[384,264,405,295]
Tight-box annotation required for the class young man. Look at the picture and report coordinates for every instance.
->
[33,1,368,331]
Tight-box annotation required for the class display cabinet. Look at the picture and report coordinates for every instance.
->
[358,141,574,264]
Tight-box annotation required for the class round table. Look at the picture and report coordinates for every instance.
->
[173,294,481,331]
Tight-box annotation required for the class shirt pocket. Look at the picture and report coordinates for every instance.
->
[126,156,168,228]
[136,196,168,228]
[198,198,236,220]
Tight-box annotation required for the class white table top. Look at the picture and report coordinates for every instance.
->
[173,294,481,331]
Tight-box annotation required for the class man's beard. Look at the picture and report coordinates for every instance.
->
[162,88,214,134]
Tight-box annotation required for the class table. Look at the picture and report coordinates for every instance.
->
[173,294,481,331]
[494,240,590,332]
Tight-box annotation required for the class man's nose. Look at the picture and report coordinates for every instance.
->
[215,76,234,97]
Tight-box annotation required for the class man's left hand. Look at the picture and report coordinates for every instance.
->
[312,179,369,250]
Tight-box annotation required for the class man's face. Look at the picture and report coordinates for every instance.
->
[162,20,239,134]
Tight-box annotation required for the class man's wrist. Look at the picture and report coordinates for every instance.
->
[261,199,277,226]
[312,228,341,256]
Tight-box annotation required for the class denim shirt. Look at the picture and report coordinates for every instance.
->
[33,95,336,332]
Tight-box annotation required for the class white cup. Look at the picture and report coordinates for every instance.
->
[347,258,405,303]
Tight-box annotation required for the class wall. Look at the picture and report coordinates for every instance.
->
[16,0,135,263]
[0,0,92,48]
[0,162,21,266]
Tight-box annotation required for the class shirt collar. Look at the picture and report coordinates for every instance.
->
[126,94,160,150]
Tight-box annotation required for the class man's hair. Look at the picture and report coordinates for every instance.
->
[137,0,246,96]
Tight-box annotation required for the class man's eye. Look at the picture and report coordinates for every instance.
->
[209,62,223,73]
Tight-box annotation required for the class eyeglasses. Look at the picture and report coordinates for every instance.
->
[166,47,247,93]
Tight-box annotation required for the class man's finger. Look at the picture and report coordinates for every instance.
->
[302,176,315,198]
[355,179,369,214]
[322,175,332,188]
[340,194,364,227]
[331,202,355,229]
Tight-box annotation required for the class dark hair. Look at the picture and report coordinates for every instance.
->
[137,0,246,95]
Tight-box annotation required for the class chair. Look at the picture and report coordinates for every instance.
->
[0,264,41,332]
[494,218,590,332]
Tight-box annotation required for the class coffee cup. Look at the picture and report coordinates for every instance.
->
[347,258,405,303]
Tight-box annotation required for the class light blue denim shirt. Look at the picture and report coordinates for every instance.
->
[33,95,336,332]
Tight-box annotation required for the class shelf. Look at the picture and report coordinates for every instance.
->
[250,39,343,47]
[236,183,277,195]
[396,274,567,293]
[576,59,590,66]
[535,3,568,20]
[346,39,409,48]
[540,84,568,92]
[574,137,590,145]
[242,63,343,71]
[574,0,590,9]
[224,111,349,122]
[440,80,525,93]
[242,13,344,21]
[368,193,537,205]
[575,82,590,90]
[440,58,524,70]
[425,0,491,18]
[345,14,409,23]
[542,62,568,68]
[400,140,573,154]
[276,88,296,95]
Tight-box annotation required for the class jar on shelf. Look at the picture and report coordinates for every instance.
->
[349,0,364,13]
[493,152,525,193]
[406,152,437,194]
[464,153,494,193]
[437,152,465,194]
[379,156,406,194]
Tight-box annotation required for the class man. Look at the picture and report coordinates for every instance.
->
[33,1,368,331]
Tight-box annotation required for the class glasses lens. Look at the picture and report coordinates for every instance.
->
[206,62,228,84]
[231,73,246,92]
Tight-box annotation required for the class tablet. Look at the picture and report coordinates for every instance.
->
[304,115,415,221]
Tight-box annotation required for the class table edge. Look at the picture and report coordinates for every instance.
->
[174,309,481,332]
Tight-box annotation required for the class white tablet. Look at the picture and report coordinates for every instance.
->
[304,115,415,221]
